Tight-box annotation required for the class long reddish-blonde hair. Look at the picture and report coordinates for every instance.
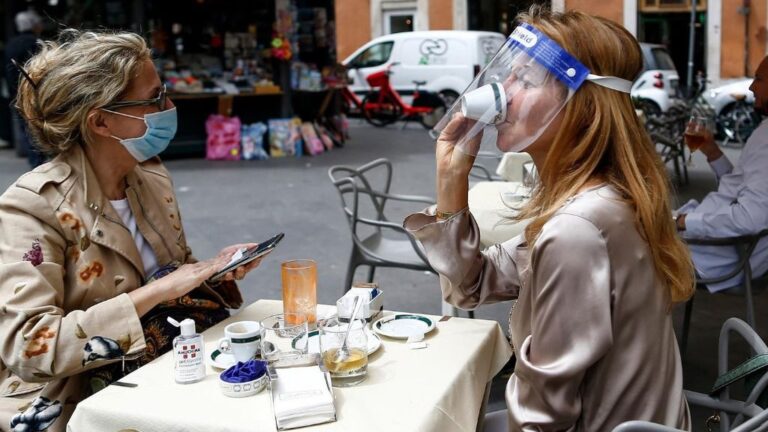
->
[515,7,694,304]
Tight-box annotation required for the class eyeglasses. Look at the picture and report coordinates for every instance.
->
[102,85,167,111]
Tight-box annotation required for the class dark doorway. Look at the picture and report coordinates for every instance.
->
[468,0,549,35]
[639,11,706,88]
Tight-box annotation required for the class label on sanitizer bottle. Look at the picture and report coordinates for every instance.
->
[172,335,206,384]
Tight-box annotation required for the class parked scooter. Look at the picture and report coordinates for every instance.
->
[717,93,760,147]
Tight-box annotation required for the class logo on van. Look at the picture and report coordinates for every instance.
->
[419,39,448,57]
[511,26,537,48]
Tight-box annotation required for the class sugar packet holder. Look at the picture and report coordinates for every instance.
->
[338,283,383,323]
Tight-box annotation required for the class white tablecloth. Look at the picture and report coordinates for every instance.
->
[68,300,512,432]
[468,181,529,248]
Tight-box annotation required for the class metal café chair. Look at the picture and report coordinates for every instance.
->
[680,229,768,354]
[612,409,768,432]
[328,158,470,317]
[613,318,768,432]
[684,318,768,431]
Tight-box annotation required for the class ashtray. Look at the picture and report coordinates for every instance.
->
[219,360,268,398]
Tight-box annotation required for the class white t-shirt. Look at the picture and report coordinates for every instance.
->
[110,198,159,276]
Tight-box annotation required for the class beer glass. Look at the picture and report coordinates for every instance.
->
[281,259,317,326]
[684,116,714,166]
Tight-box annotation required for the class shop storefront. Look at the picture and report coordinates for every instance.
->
[3,0,344,158]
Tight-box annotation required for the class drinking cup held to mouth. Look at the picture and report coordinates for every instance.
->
[460,82,507,125]
[217,321,262,363]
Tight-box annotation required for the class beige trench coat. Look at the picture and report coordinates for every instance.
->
[0,145,243,432]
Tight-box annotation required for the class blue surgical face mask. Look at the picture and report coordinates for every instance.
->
[102,107,177,162]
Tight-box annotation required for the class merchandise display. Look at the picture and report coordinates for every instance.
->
[23,0,344,158]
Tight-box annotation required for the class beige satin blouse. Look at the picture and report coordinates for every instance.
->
[404,185,690,431]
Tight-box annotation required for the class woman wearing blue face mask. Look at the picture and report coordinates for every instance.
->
[0,30,258,431]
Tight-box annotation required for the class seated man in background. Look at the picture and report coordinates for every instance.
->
[675,55,768,292]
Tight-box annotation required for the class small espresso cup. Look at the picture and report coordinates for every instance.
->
[218,321,262,363]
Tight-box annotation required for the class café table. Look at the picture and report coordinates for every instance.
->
[468,181,530,249]
[68,299,513,432]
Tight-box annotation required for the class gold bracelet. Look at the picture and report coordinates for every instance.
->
[436,209,455,220]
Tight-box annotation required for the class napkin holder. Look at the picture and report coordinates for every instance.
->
[268,354,337,430]
[338,283,383,323]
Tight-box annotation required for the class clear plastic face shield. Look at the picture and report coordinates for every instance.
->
[431,23,633,156]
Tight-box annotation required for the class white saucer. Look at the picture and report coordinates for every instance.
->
[372,314,435,339]
[208,349,237,370]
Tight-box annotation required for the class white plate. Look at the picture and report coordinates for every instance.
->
[292,328,382,355]
[372,314,435,339]
[208,349,237,370]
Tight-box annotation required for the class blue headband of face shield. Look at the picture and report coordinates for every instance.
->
[506,23,633,94]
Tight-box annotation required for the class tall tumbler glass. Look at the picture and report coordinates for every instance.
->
[281,259,317,326]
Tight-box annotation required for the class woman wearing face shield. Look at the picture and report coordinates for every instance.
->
[0,30,259,431]
[405,8,694,431]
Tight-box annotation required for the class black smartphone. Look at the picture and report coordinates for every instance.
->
[209,233,284,282]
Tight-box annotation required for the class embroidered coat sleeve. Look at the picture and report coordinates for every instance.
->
[0,187,145,383]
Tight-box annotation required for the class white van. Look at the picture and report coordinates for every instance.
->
[342,31,506,105]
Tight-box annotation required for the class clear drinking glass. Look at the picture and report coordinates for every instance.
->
[260,313,308,363]
[319,317,368,387]
[684,115,714,166]
[281,260,317,327]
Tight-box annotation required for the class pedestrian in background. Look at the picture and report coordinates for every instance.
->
[4,9,46,168]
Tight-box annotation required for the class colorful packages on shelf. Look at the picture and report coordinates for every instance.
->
[268,118,303,158]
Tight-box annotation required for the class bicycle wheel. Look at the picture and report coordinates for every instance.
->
[734,110,760,145]
[412,92,447,129]
[362,92,402,127]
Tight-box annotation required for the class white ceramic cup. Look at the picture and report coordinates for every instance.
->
[460,82,507,125]
[218,321,262,363]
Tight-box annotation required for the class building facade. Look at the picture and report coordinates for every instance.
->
[335,0,766,84]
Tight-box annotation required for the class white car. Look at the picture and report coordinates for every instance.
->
[705,78,754,116]
[631,43,681,114]
[342,30,506,106]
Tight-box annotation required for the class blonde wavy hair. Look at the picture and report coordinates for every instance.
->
[515,8,695,304]
[15,29,151,155]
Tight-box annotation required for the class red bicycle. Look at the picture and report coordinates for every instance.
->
[324,64,367,117]
[361,62,447,129]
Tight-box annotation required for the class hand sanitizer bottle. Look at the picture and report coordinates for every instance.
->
[167,317,206,384]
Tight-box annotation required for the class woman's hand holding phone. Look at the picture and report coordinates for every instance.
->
[215,243,265,281]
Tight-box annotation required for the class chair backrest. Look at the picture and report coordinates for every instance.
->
[328,158,429,261]
[328,158,393,235]
[686,318,768,431]
[611,421,682,432]
[730,407,768,432]
[686,229,768,285]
